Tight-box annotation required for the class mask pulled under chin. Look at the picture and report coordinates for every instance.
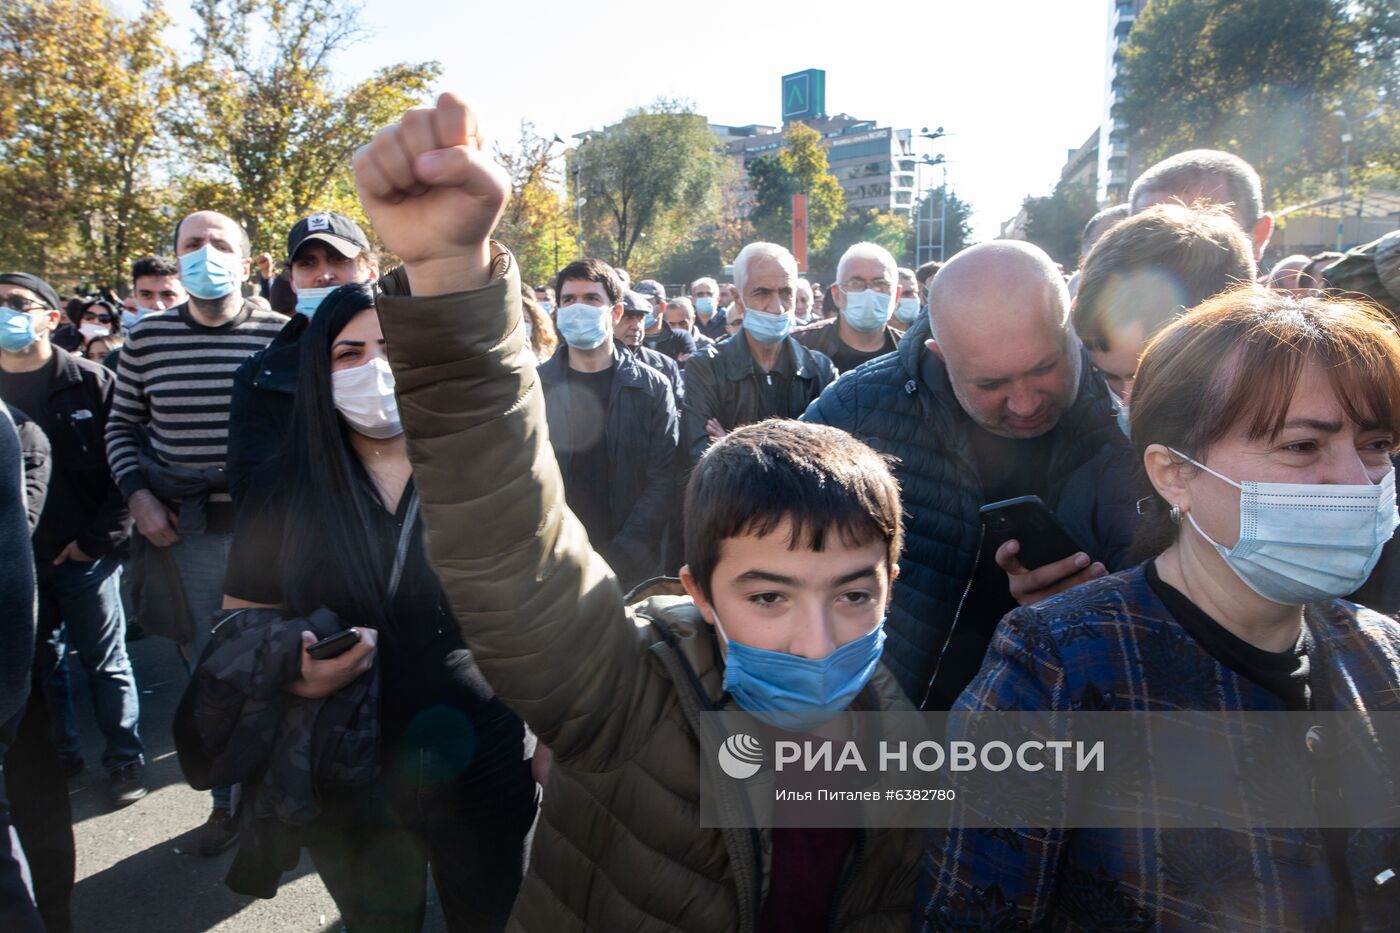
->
[332,357,403,439]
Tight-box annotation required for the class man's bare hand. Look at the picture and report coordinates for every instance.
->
[995,540,1106,607]
[352,92,510,297]
[287,628,379,699]
[705,418,729,440]
[53,541,94,565]
[128,489,179,548]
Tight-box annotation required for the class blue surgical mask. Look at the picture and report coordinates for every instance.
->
[1173,449,1399,604]
[714,612,886,733]
[539,300,554,315]
[741,306,794,344]
[295,286,336,318]
[695,296,716,315]
[556,301,611,351]
[840,289,894,333]
[0,308,38,352]
[179,244,239,300]
[894,296,921,325]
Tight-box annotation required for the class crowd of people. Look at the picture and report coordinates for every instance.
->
[1,91,1399,932]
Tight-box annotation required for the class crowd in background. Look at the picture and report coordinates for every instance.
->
[1,89,1400,933]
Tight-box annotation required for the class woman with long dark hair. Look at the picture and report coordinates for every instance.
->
[221,283,536,932]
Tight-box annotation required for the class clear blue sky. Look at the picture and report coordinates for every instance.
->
[122,0,1110,241]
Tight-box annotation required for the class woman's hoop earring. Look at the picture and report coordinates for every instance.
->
[1170,503,1183,525]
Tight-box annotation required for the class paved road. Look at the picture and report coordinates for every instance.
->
[63,631,450,933]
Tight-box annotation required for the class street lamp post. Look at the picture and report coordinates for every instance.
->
[574,137,589,258]
[1333,109,1351,251]
[916,127,947,265]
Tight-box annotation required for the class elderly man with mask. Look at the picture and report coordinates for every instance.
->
[795,242,903,372]
[681,242,837,464]
[226,211,377,506]
[803,241,1136,707]
[690,276,727,340]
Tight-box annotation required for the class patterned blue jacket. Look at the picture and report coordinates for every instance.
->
[917,564,1400,932]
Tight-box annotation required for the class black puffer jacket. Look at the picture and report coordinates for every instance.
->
[538,344,678,590]
[802,314,1137,705]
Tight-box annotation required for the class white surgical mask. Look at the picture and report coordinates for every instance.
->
[1173,449,1399,604]
[331,357,402,439]
[80,323,111,341]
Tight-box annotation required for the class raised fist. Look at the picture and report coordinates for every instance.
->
[353,93,510,296]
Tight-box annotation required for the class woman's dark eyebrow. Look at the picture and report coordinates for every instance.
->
[1281,418,1345,433]
[332,339,367,349]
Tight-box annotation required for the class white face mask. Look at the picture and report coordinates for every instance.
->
[1173,449,1399,604]
[80,322,111,341]
[331,357,402,439]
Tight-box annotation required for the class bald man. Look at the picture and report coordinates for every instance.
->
[803,241,1136,708]
[104,207,282,854]
[1266,254,1315,295]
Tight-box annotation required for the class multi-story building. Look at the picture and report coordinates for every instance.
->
[1097,0,1149,204]
[712,116,917,217]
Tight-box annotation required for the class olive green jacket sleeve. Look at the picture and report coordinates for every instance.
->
[376,251,665,771]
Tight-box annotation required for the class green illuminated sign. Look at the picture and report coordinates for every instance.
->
[781,69,825,121]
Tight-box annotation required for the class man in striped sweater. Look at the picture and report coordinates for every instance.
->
[104,209,283,855]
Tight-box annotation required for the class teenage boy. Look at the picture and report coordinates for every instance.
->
[354,92,921,932]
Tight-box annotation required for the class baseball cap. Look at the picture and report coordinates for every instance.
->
[286,212,371,264]
[634,279,666,300]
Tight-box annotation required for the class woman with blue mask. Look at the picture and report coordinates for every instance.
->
[922,289,1400,930]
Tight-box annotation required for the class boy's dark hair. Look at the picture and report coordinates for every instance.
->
[554,259,622,306]
[131,255,180,283]
[684,420,903,599]
[1073,203,1256,352]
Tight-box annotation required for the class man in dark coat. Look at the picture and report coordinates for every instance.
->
[803,241,1137,707]
[540,260,678,591]
[681,242,837,466]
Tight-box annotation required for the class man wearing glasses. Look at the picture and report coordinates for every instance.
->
[0,272,144,811]
[794,242,903,373]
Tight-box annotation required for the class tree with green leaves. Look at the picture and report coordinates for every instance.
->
[569,100,724,270]
[180,0,440,254]
[0,0,183,286]
[808,209,909,282]
[494,123,577,289]
[747,122,847,255]
[1020,180,1098,269]
[1116,0,1396,207]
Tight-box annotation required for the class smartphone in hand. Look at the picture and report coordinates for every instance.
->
[979,495,1083,571]
[306,629,361,661]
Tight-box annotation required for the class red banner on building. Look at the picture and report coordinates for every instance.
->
[792,194,808,272]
